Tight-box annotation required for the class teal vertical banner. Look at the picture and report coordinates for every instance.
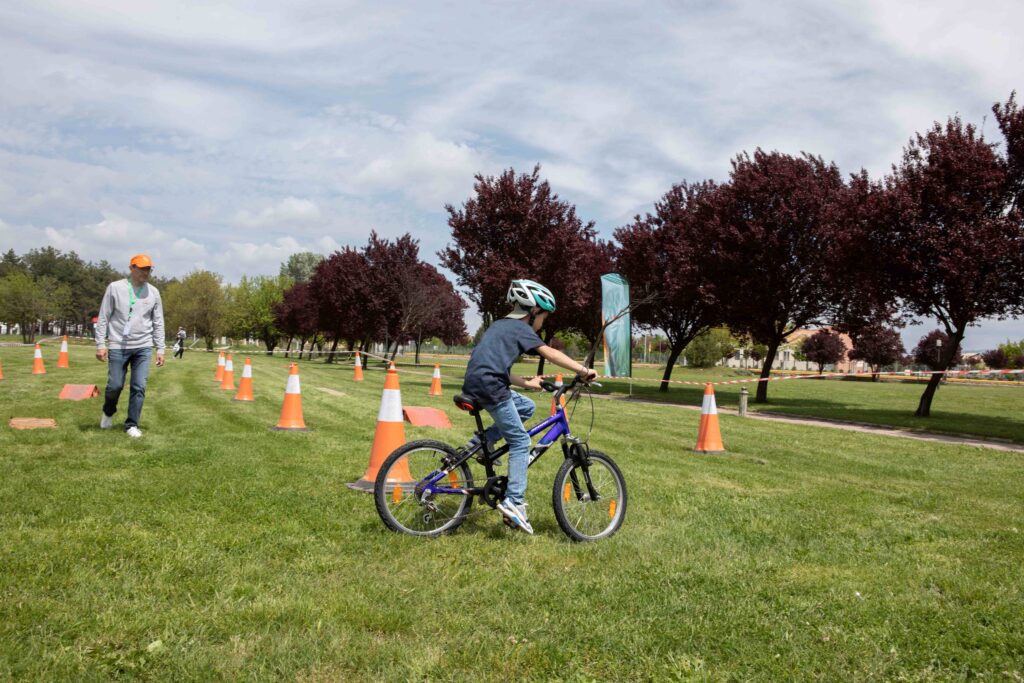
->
[601,273,631,377]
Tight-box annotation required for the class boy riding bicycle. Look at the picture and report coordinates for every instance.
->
[461,279,597,534]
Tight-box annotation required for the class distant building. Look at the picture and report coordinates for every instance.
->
[722,327,869,373]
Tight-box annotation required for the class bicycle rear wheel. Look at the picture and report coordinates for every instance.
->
[551,450,626,542]
[374,440,474,537]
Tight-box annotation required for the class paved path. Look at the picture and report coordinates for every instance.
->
[597,394,1024,453]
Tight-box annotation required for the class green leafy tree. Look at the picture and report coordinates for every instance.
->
[226,275,291,354]
[163,270,227,350]
[280,252,324,283]
[684,328,737,368]
[998,339,1024,368]
[0,249,25,278]
[0,272,71,343]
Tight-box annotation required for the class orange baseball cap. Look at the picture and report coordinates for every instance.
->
[129,254,153,268]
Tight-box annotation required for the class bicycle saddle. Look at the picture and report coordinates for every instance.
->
[453,393,481,413]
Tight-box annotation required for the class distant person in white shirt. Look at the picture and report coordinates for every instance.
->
[174,327,187,359]
[95,254,166,438]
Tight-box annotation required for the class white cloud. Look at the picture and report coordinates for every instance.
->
[233,197,322,229]
[352,131,486,209]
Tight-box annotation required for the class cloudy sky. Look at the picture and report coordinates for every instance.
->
[1,0,1021,349]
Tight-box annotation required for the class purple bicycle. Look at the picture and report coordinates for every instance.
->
[373,376,626,541]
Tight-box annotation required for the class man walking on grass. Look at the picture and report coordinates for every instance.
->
[95,254,166,438]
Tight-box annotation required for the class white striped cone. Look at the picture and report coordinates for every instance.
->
[349,364,408,491]
[57,337,70,368]
[273,363,307,430]
[234,358,254,401]
[220,355,235,390]
[215,352,225,382]
[32,344,46,374]
[694,383,725,453]
[429,364,442,396]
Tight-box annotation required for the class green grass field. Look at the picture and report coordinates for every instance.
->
[2,344,1023,680]
[579,365,1024,444]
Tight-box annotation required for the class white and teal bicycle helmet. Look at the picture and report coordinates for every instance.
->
[506,279,556,314]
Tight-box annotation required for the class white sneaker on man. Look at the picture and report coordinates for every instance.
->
[125,426,143,438]
[100,413,113,429]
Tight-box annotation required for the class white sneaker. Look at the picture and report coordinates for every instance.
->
[100,413,113,429]
[125,426,143,438]
[496,498,533,534]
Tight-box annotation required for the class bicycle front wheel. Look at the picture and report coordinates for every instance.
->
[374,440,474,537]
[552,450,626,542]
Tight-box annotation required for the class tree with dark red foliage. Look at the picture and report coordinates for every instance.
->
[981,348,1008,370]
[440,165,601,374]
[364,232,422,360]
[868,101,1024,416]
[703,151,849,403]
[913,330,963,371]
[800,329,846,374]
[848,325,905,381]
[993,92,1024,213]
[274,281,320,358]
[615,180,722,391]
[397,262,467,364]
[309,246,373,362]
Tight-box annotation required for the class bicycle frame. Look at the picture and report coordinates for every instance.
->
[418,401,574,497]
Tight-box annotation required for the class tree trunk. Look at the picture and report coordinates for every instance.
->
[755,339,781,403]
[658,343,686,393]
[415,340,422,365]
[915,327,965,417]
[326,337,339,363]
[536,329,555,376]
[284,336,293,358]
[264,334,276,356]
[389,340,399,362]
[205,336,214,350]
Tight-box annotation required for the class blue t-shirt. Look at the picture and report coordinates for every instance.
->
[462,318,544,409]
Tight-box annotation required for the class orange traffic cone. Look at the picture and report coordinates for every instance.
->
[0,360,4,380]
[57,336,70,368]
[348,364,409,491]
[428,364,443,396]
[234,357,254,401]
[272,363,308,430]
[693,383,725,453]
[353,351,364,381]
[214,351,225,382]
[550,373,566,416]
[220,354,235,390]
[32,344,46,375]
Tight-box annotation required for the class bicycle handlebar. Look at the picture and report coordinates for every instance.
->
[539,374,600,399]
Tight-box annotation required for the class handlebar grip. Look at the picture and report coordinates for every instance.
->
[540,380,557,393]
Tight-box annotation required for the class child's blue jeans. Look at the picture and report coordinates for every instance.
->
[482,392,536,505]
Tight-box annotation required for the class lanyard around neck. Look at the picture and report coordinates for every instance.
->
[127,280,143,320]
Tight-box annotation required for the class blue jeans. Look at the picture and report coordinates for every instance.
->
[483,392,536,506]
[103,348,152,429]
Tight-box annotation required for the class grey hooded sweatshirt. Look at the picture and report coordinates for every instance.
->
[95,279,166,353]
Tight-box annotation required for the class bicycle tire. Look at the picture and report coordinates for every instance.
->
[551,450,626,542]
[374,440,474,537]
